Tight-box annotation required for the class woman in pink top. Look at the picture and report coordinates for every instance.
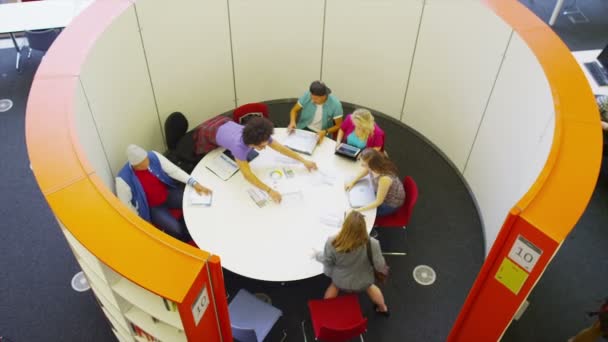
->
[336,109,385,151]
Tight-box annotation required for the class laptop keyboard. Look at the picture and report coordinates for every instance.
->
[584,62,608,86]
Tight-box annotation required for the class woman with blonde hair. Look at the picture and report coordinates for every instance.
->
[336,108,385,151]
[346,148,405,216]
[314,211,389,316]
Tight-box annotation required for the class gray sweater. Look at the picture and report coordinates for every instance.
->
[316,236,386,292]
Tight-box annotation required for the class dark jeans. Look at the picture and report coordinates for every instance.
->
[376,202,399,217]
[149,187,191,242]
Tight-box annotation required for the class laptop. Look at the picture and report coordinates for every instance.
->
[283,129,317,155]
[334,143,361,160]
[348,177,376,208]
[583,44,608,86]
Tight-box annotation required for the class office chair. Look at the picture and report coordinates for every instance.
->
[372,176,419,256]
[228,289,285,342]
[303,294,367,342]
[233,103,269,125]
[164,112,201,174]
[25,28,61,58]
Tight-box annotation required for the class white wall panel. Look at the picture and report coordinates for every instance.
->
[402,0,512,171]
[464,34,554,250]
[323,0,423,119]
[79,5,163,176]
[74,81,114,190]
[135,0,235,126]
[229,0,324,105]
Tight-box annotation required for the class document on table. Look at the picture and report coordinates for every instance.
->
[247,187,269,207]
[281,190,303,206]
[189,190,212,206]
[206,152,239,181]
[282,129,317,155]
[319,211,344,229]
[309,169,337,187]
[348,177,376,208]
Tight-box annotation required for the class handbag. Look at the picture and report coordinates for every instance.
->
[366,239,388,285]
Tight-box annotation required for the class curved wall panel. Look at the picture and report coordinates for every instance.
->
[135,0,236,125]
[322,0,423,119]
[229,0,325,105]
[26,0,601,340]
[402,0,512,171]
[79,5,163,175]
[464,33,555,250]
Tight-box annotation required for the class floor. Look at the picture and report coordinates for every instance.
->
[1,1,607,340]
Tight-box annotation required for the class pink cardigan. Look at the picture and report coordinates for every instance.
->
[340,114,385,150]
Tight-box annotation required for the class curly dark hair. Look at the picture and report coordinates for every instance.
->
[242,117,274,145]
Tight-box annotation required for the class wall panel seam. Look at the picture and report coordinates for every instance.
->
[226,0,238,107]
[320,0,327,81]
[78,77,114,179]
[462,29,514,174]
[400,0,426,121]
[133,4,165,149]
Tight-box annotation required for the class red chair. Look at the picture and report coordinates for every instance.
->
[233,103,269,125]
[304,294,367,342]
[373,176,418,256]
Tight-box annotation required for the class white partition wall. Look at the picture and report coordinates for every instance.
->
[74,82,114,189]
[464,34,555,249]
[402,0,512,171]
[322,0,423,118]
[79,5,163,176]
[135,0,236,126]
[229,0,325,104]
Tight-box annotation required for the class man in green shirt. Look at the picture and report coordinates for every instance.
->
[288,81,343,144]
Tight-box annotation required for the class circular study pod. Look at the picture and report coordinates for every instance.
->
[25,0,600,341]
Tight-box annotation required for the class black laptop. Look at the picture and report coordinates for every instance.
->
[584,44,608,86]
[334,143,361,160]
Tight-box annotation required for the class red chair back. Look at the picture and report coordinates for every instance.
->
[308,294,367,342]
[374,176,418,228]
[233,103,269,124]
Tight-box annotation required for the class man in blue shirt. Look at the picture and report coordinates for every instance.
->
[288,81,343,144]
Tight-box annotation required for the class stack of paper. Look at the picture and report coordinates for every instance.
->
[283,129,317,155]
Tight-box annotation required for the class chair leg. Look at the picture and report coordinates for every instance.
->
[280,330,287,342]
[301,320,308,342]
[382,252,407,256]
[360,334,365,342]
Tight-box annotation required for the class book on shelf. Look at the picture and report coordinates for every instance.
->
[162,298,178,311]
[131,323,160,342]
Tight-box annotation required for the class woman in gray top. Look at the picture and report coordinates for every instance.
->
[315,211,389,316]
[345,148,405,217]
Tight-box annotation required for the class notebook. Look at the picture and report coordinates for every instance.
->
[283,129,317,155]
[348,177,376,208]
[335,143,361,160]
[206,151,239,181]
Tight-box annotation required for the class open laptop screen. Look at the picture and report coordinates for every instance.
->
[598,43,608,69]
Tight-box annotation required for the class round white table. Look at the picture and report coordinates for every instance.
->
[183,128,376,282]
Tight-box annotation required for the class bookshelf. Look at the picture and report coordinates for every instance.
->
[61,226,188,342]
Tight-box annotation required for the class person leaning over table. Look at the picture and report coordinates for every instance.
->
[214,117,318,203]
[287,80,343,145]
[336,108,385,151]
[116,144,212,242]
[345,148,405,217]
[313,210,390,316]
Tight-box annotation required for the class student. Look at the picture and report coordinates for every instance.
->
[314,211,389,316]
[116,144,212,242]
[336,108,385,151]
[214,117,317,203]
[287,80,343,144]
[345,148,405,216]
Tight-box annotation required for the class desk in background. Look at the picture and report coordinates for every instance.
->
[572,49,608,96]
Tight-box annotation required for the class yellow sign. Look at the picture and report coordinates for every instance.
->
[495,258,528,295]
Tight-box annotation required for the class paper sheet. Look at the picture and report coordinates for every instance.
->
[189,190,212,206]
